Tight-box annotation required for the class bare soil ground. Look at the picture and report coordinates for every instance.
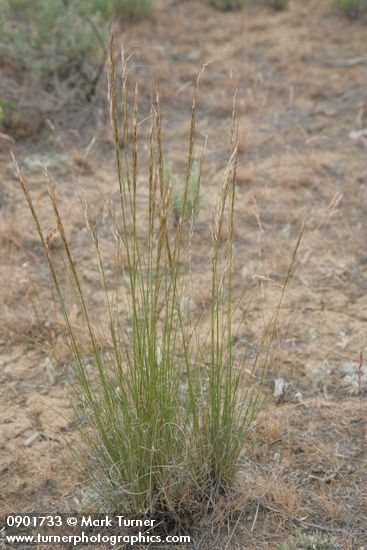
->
[1,1,366,548]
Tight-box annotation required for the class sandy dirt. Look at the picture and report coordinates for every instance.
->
[1,0,366,548]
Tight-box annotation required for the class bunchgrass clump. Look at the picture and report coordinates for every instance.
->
[15,39,301,530]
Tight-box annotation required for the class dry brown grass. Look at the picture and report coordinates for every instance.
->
[1,0,367,547]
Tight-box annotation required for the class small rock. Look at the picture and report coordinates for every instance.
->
[187,51,201,62]
[24,432,44,447]
[273,451,281,464]
[349,128,367,141]
[42,357,58,385]
[273,377,286,404]
[294,391,304,403]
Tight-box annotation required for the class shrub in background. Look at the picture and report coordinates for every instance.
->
[210,0,247,9]
[335,0,367,19]
[0,0,152,80]
[210,0,288,11]
[93,0,152,19]
[268,0,289,9]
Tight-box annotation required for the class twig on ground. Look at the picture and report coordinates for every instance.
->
[323,56,367,67]
[250,502,260,532]
[257,501,347,533]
